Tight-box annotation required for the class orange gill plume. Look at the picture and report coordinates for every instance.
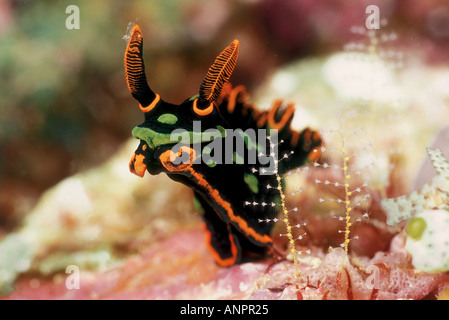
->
[198,39,239,108]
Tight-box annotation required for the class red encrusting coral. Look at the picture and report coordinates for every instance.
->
[3,226,448,300]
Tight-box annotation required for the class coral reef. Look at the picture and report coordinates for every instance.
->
[3,1,449,301]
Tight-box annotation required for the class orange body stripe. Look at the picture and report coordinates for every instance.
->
[268,101,295,130]
[304,130,323,162]
[159,146,195,172]
[139,93,160,113]
[158,147,272,245]
[188,168,272,245]
[193,98,214,116]
[202,223,238,267]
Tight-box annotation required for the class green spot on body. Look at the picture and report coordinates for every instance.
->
[206,160,217,168]
[157,113,178,125]
[244,173,259,194]
[193,196,205,215]
[202,146,217,167]
[217,126,226,137]
[132,125,226,149]
[203,146,212,155]
[189,94,200,101]
[273,195,281,207]
[132,126,177,149]
[238,130,262,152]
[406,217,427,241]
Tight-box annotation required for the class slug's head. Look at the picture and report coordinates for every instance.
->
[124,25,239,177]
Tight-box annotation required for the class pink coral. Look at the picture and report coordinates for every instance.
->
[3,226,448,300]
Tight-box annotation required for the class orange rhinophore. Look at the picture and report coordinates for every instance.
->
[124,25,157,110]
